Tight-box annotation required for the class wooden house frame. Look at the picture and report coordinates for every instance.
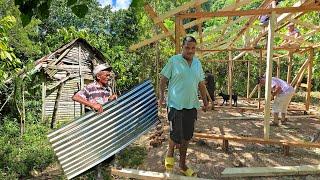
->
[129,0,320,139]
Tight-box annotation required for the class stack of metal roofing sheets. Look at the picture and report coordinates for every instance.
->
[47,80,159,179]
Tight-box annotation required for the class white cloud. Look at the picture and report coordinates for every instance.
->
[97,0,132,11]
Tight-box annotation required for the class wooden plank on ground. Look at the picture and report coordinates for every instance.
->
[221,165,320,177]
[218,115,319,120]
[111,168,211,180]
[194,133,320,148]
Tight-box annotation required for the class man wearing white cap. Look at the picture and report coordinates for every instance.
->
[72,63,117,113]
[72,63,117,179]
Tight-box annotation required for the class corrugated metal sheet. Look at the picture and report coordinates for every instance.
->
[47,80,159,179]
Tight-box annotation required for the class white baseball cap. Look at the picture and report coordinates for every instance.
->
[93,64,112,76]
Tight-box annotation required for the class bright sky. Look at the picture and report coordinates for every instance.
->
[97,0,132,11]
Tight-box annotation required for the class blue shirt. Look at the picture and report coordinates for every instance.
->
[160,54,205,110]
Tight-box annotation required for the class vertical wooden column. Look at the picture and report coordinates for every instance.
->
[78,44,84,114]
[228,51,233,107]
[247,59,250,99]
[41,81,46,122]
[258,49,262,109]
[175,15,182,54]
[276,57,280,78]
[287,52,293,83]
[305,48,314,112]
[264,1,276,140]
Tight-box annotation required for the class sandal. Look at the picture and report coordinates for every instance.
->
[180,168,197,177]
[281,118,288,125]
[270,121,279,126]
[164,156,174,171]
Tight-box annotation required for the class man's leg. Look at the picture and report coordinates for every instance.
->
[272,112,279,126]
[281,113,287,124]
[179,139,189,171]
[167,138,175,157]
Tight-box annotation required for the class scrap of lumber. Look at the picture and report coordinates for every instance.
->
[111,168,211,180]
[218,115,319,120]
[221,165,320,177]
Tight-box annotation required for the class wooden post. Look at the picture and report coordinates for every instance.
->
[175,15,182,54]
[78,44,84,114]
[51,83,64,129]
[228,50,233,107]
[196,4,203,55]
[287,52,293,83]
[264,1,276,140]
[247,58,250,99]
[258,50,262,109]
[305,48,314,111]
[276,57,280,78]
[41,81,46,123]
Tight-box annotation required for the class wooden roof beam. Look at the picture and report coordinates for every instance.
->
[153,0,208,24]
[177,6,320,19]
[228,0,274,48]
[250,0,316,46]
[144,4,175,43]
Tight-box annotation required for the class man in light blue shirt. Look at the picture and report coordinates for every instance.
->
[159,36,208,177]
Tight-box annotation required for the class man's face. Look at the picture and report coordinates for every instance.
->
[181,41,196,61]
[288,25,294,32]
[97,70,111,86]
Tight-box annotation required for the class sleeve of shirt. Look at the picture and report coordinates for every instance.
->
[160,58,173,79]
[75,87,89,100]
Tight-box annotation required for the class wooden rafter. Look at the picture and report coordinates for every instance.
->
[144,4,175,43]
[250,0,316,47]
[153,0,208,24]
[177,6,320,18]
[228,0,274,48]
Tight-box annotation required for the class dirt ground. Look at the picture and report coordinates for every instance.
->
[135,98,320,179]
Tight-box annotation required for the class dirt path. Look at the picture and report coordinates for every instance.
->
[137,100,320,179]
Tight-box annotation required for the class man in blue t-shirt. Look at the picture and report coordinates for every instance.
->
[159,36,209,177]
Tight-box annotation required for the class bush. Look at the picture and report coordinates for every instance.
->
[0,120,55,178]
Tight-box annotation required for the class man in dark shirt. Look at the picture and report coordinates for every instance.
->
[205,70,215,103]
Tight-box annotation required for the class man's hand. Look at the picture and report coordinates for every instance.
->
[202,102,209,112]
[109,94,118,101]
[92,103,103,113]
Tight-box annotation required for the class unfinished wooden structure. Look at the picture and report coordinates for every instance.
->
[34,38,112,125]
[129,0,320,139]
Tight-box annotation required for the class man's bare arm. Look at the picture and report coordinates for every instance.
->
[198,81,209,111]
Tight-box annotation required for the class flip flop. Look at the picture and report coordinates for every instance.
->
[180,168,197,177]
[164,156,174,171]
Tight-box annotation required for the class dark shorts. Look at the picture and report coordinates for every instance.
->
[168,107,197,144]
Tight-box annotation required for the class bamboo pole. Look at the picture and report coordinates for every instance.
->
[264,1,276,140]
[305,48,314,111]
[287,52,293,83]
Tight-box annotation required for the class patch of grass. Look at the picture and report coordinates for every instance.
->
[117,145,147,168]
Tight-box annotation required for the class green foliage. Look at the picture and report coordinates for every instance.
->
[117,145,147,168]
[0,120,55,178]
